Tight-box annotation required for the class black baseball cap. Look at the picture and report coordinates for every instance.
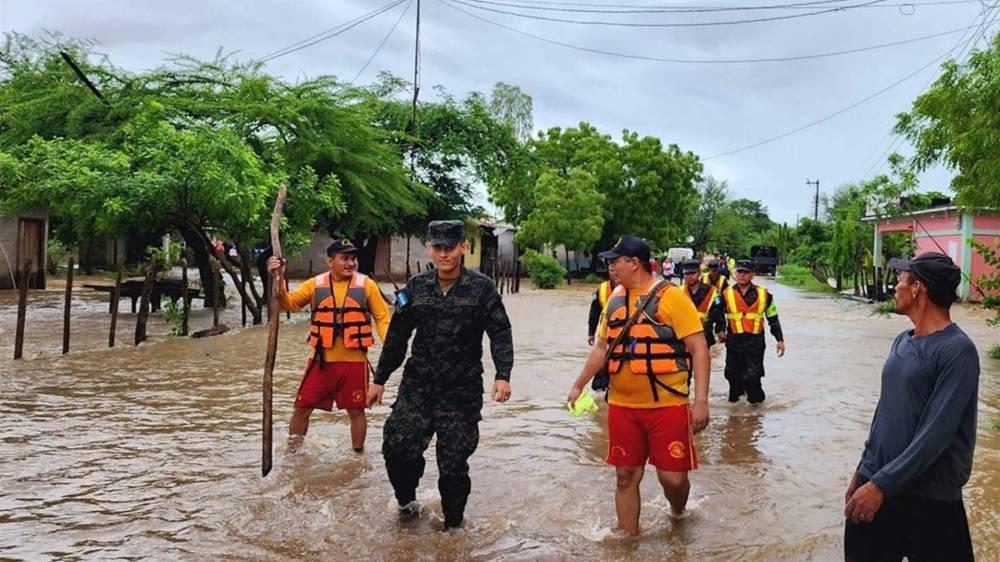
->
[735,260,753,272]
[326,238,359,256]
[707,259,719,269]
[681,259,701,274]
[889,252,961,301]
[428,220,465,247]
[598,235,651,262]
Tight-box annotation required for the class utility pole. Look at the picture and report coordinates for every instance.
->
[408,0,421,172]
[806,178,820,221]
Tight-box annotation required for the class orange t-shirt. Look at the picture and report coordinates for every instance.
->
[597,281,704,408]
[278,274,391,363]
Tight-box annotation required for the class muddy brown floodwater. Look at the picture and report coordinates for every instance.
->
[1,278,997,561]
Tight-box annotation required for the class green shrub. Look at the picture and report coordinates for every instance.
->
[988,344,1000,360]
[871,299,896,316]
[776,264,835,293]
[163,300,185,336]
[584,273,604,284]
[522,250,565,289]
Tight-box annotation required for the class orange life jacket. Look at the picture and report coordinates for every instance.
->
[723,285,768,335]
[689,283,719,321]
[605,284,691,379]
[308,272,374,351]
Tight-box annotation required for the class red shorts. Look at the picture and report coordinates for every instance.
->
[606,404,698,472]
[294,360,368,411]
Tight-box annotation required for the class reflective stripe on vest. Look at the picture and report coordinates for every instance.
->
[723,285,768,335]
[308,272,374,350]
[702,273,726,291]
[691,284,718,321]
[604,285,691,377]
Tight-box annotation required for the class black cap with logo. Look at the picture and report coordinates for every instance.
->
[327,238,359,256]
[427,220,465,247]
[598,235,652,262]
[889,252,961,303]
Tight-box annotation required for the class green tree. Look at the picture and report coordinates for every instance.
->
[894,32,1000,210]
[488,81,534,142]
[686,176,729,253]
[516,169,605,277]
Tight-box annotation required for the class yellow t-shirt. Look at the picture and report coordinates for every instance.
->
[597,282,704,408]
[278,274,391,363]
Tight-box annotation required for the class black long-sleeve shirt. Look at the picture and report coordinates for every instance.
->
[857,323,979,500]
[373,268,513,401]
[724,283,784,343]
[587,289,604,337]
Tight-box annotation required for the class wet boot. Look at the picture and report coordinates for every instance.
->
[439,474,471,530]
[727,377,744,403]
[385,455,426,511]
[746,376,766,404]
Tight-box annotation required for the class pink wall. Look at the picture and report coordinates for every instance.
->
[974,215,1000,230]
[915,215,961,232]
[970,235,999,298]
[914,235,962,263]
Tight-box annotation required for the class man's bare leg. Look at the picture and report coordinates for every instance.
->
[347,408,367,452]
[615,465,645,535]
[656,469,690,518]
[288,407,313,452]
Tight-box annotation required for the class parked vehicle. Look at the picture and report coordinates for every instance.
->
[750,245,779,276]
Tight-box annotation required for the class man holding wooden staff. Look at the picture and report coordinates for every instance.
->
[268,239,391,453]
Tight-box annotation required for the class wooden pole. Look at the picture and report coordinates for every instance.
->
[14,260,30,360]
[285,277,291,320]
[134,258,158,345]
[241,273,248,328]
[109,261,123,347]
[262,184,288,477]
[62,257,74,354]
[212,260,220,328]
[180,258,190,336]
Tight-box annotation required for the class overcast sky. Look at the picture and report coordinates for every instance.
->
[2,0,996,224]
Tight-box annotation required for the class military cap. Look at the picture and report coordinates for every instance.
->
[681,259,702,274]
[735,260,754,272]
[428,220,465,247]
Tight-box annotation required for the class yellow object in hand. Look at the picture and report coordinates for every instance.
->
[567,389,598,417]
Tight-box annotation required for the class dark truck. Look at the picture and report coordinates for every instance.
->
[750,245,779,276]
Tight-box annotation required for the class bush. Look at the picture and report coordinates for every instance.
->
[776,264,835,293]
[522,250,565,289]
[163,300,185,336]
[989,344,1000,360]
[871,299,896,316]
[584,273,604,284]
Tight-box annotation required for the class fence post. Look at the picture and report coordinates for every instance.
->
[62,257,74,354]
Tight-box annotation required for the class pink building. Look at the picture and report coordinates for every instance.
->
[865,206,1000,302]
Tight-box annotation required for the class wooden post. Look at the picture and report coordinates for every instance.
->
[285,277,291,320]
[241,273,248,328]
[515,261,521,293]
[212,260,220,328]
[14,260,30,360]
[62,257,74,355]
[109,261,123,347]
[180,258,190,337]
[134,258,158,345]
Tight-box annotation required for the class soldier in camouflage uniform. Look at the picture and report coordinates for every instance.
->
[367,220,514,530]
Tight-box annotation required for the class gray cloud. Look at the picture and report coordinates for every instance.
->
[1,0,988,223]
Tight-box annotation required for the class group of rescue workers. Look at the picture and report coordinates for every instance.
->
[265,223,784,535]
[262,218,979,561]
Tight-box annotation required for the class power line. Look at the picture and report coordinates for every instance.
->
[496,0,977,9]
[256,0,407,64]
[438,1,976,64]
[447,0,889,27]
[351,0,416,84]
[858,2,999,179]
[705,7,997,160]
[464,0,978,13]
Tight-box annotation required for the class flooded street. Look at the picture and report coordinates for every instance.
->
[1,279,997,561]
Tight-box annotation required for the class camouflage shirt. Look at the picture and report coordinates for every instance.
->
[373,268,514,401]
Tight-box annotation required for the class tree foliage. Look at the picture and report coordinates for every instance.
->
[516,169,604,252]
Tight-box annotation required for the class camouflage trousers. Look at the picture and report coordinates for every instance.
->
[724,336,767,404]
[382,384,482,527]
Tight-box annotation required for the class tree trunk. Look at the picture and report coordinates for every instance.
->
[565,247,571,285]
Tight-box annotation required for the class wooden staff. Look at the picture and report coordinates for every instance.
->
[262,184,288,477]
[62,257,74,354]
[14,260,30,360]
[212,259,220,328]
[109,261,123,347]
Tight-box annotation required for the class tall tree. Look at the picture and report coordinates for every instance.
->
[686,176,729,253]
[516,169,605,272]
